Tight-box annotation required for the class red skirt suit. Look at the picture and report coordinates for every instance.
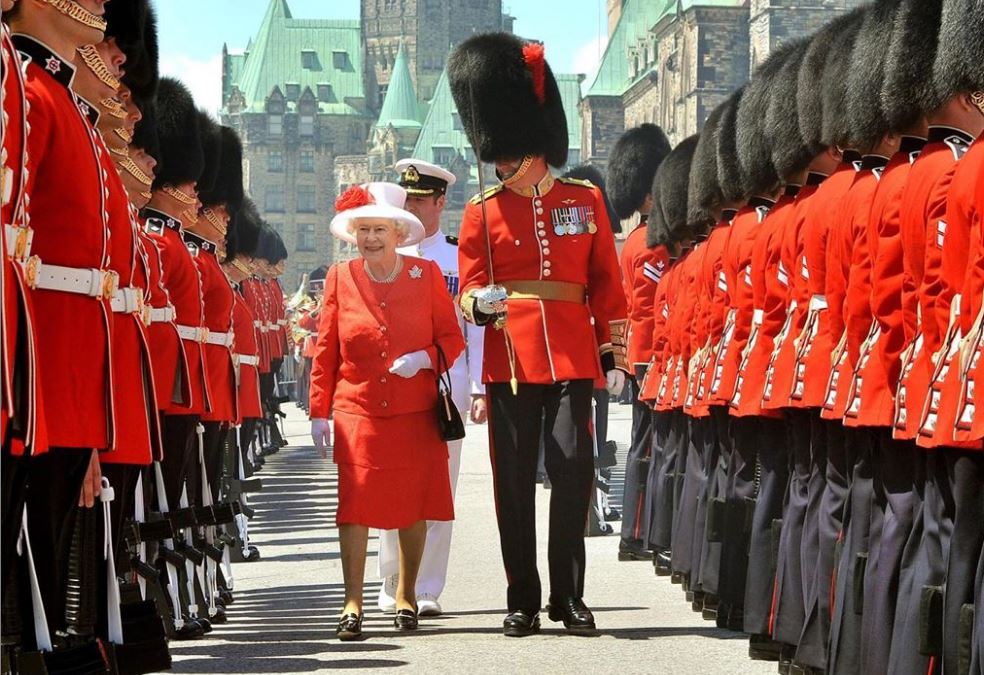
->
[309,257,465,529]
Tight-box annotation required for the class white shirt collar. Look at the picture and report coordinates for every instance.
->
[419,229,444,251]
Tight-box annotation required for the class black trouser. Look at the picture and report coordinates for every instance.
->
[199,422,227,506]
[487,380,594,613]
[672,415,707,578]
[238,418,258,478]
[158,414,201,510]
[22,447,92,644]
[860,431,919,675]
[773,409,814,646]
[1,446,30,635]
[718,413,756,613]
[795,417,854,669]
[620,373,652,551]
[700,407,732,597]
[100,463,139,561]
[828,427,878,675]
[943,450,984,675]
[646,410,680,551]
[692,413,720,592]
[742,416,789,635]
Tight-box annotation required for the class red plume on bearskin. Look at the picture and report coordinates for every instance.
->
[335,185,374,212]
[523,42,547,104]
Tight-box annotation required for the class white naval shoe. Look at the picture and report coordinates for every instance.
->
[377,574,398,614]
[416,593,442,617]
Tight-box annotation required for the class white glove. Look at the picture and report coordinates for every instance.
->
[389,350,433,378]
[606,369,626,396]
[311,418,331,457]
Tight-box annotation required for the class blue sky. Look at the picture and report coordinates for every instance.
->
[156,0,610,115]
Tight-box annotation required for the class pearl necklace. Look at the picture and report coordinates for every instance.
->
[364,256,402,284]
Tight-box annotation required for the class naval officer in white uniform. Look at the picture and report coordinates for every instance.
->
[377,159,487,617]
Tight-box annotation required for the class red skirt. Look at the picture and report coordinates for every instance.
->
[333,409,453,529]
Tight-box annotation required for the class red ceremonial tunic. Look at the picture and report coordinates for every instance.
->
[458,175,628,384]
[710,198,773,410]
[955,143,984,441]
[309,257,464,529]
[679,242,708,416]
[1,28,46,455]
[820,157,886,421]
[138,226,190,411]
[97,133,157,465]
[788,161,861,407]
[16,36,113,449]
[732,190,798,418]
[186,231,237,424]
[243,278,271,374]
[695,214,737,408]
[619,223,668,371]
[269,279,286,359]
[639,264,673,404]
[144,210,210,416]
[231,290,262,421]
[893,128,976,440]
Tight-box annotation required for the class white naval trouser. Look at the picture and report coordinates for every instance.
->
[376,417,464,599]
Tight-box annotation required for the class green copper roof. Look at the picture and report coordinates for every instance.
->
[586,0,668,97]
[375,43,421,129]
[230,0,365,116]
[411,66,583,178]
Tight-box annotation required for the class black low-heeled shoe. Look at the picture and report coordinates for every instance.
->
[336,612,364,641]
[393,608,418,631]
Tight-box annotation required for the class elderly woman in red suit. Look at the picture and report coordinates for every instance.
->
[309,182,464,640]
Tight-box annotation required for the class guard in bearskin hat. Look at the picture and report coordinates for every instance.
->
[448,32,628,636]
[605,124,672,562]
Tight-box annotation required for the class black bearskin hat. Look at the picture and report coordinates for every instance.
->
[820,13,866,149]
[152,78,203,189]
[766,40,812,179]
[562,164,621,234]
[845,0,900,151]
[737,40,806,196]
[797,7,867,155]
[200,126,245,213]
[716,88,745,204]
[606,124,671,220]
[647,135,699,248]
[196,112,222,198]
[882,0,944,131]
[225,198,261,262]
[687,101,728,232]
[933,0,984,101]
[131,93,160,166]
[448,33,568,168]
[257,226,288,264]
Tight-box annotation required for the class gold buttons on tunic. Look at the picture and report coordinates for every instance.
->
[381,401,388,408]
[381,351,387,358]
[380,325,387,332]
[380,376,387,384]
[380,301,387,309]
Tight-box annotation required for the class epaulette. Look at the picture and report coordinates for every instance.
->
[445,235,459,246]
[557,177,595,189]
[469,184,504,204]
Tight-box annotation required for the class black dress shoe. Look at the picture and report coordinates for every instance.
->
[172,620,205,640]
[219,590,234,605]
[503,610,540,637]
[393,608,418,631]
[690,590,705,613]
[193,617,213,634]
[617,546,652,562]
[654,550,672,576]
[546,597,597,635]
[209,606,228,624]
[336,612,363,641]
[603,507,621,522]
[701,593,719,621]
[748,633,782,661]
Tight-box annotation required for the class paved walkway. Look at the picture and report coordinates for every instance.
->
[169,404,773,674]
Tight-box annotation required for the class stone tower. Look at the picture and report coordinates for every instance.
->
[360,0,509,107]
[748,0,867,68]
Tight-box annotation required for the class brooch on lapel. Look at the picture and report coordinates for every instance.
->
[409,265,423,280]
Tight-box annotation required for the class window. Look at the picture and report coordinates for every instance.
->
[268,114,283,136]
[297,223,317,252]
[265,186,284,212]
[285,82,300,101]
[317,83,333,101]
[301,50,320,70]
[268,148,283,172]
[464,146,476,164]
[300,149,315,173]
[433,146,456,167]
[332,50,350,70]
[297,186,316,213]
[451,112,463,131]
[299,114,314,137]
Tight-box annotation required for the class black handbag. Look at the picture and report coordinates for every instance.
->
[435,346,466,441]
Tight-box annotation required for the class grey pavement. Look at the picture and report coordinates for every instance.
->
[169,403,774,674]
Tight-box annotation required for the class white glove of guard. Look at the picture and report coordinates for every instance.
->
[311,418,331,456]
[606,369,626,396]
[389,350,433,378]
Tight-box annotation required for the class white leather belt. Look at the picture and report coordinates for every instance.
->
[4,224,33,260]
[149,305,176,323]
[110,286,143,314]
[809,294,828,311]
[205,331,233,347]
[25,259,119,300]
[236,354,258,367]
[752,308,765,325]
[177,325,208,342]
[277,319,287,327]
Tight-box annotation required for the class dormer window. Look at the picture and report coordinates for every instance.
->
[317,83,333,101]
[285,82,300,101]
[301,50,320,70]
[333,50,350,70]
